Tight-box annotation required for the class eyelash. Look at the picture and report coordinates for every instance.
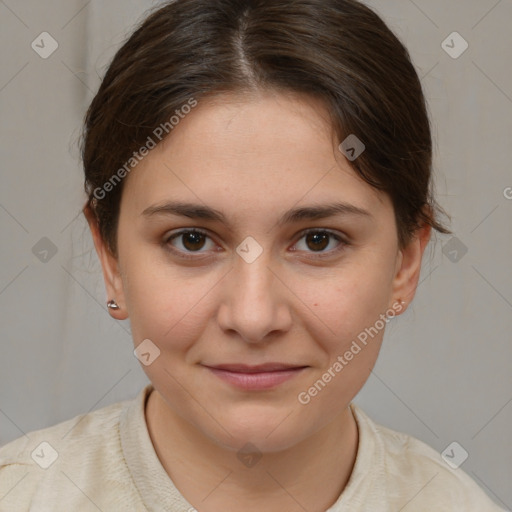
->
[163,228,349,261]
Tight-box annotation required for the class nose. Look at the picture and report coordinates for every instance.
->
[217,252,293,344]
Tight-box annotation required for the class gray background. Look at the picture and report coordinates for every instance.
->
[1,0,511,508]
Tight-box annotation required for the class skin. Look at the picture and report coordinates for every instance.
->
[85,89,431,512]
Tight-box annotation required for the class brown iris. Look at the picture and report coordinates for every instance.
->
[181,232,207,251]
[305,232,329,252]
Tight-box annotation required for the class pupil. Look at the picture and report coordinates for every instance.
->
[307,232,328,251]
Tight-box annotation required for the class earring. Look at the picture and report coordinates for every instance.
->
[386,299,406,320]
[398,299,406,309]
[107,299,120,310]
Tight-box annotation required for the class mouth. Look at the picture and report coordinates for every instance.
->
[201,363,309,390]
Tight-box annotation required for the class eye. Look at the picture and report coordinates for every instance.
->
[163,228,348,261]
[292,229,347,258]
[164,229,216,259]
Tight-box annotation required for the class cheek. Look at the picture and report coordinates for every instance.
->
[294,264,393,414]
[298,257,396,351]
[123,259,218,351]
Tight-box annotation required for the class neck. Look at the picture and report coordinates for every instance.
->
[145,389,359,512]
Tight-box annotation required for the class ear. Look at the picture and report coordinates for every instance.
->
[390,221,432,314]
[83,204,129,320]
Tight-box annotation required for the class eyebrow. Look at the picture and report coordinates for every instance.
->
[141,200,372,228]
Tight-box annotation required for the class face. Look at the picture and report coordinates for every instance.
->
[89,89,429,453]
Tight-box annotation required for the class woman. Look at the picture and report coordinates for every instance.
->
[0,0,506,510]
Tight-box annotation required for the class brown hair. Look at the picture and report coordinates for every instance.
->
[81,0,450,257]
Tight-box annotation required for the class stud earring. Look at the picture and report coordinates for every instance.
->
[107,299,120,310]
[386,299,407,320]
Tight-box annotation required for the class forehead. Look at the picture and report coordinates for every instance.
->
[120,90,387,219]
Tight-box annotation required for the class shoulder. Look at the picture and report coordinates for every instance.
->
[348,404,506,511]
[0,397,126,467]
[0,394,139,511]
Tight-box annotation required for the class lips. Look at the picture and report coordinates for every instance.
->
[202,363,308,390]
[205,363,307,373]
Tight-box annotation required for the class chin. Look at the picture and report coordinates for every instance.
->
[201,409,312,454]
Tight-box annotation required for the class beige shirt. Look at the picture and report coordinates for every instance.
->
[0,384,506,511]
